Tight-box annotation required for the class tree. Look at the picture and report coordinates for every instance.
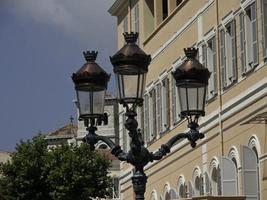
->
[0,135,112,200]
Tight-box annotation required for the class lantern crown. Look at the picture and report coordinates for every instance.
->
[72,51,110,91]
[172,48,211,85]
[83,51,98,62]
[123,32,138,44]
[110,32,151,75]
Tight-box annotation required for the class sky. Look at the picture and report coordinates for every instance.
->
[0,0,117,151]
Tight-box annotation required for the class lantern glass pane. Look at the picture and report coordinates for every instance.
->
[116,73,146,103]
[177,82,206,116]
[77,90,91,116]
[123,74,138,98]
[77,90,105,116]
[93,90,106,114]
[178,87,187,112]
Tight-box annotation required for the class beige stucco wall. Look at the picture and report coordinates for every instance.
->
[110,0,267,199]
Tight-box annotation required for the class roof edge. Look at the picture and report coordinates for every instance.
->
[108,0,125,16]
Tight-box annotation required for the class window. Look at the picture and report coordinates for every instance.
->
[123,16,128,33]
[150,191,158,200]
[220,157,238,196]
[241,145,259,200]
[210,166,221,195]
[202,36,217,99]
[172,76,181,125]
[262,0,267,59]
[133,4,140,44]
[240,2,258,75]
[178,176,187,198]
[156,83,162,134]
[144,89,157,143]
[121,113,130,152]
[192,168,204,196]
[144,0,155,38]
[161,78,170,132]
[220,20,237,89]
[162,0,168,20]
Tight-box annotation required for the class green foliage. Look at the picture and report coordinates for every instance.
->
[0,135,112,200]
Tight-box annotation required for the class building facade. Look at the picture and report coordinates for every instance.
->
[109,0,267,199]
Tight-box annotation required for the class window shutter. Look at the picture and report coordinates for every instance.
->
[123,16,128,33]
[231,20,237,82]
[172,77,177,124]
[241,145,259,200]
[152,89,157,139]
[122,113,127,151]
[188,181,194,197]
[240,13,246,75]
[220,29,226,88]
[202,44,207,67]
[165,78,170,129]
[263,0,267,58]
[156,84,162,135]
[212,37,217,95]
[204,172,211,195]
[134,4,139,45]
[251,2,258,65]
[144,94,149,142]
[220,156,238,196]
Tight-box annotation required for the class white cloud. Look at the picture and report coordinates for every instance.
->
[7,0,116,45]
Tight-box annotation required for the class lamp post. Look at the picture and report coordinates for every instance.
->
[72,32,210,200]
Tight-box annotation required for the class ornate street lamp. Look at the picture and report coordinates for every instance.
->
[110,32,151,109]
[72,51,110,149]
[71,33,210,200]
[172,47,211,130]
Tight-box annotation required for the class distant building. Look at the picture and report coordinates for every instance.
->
[45,123,77,147]
[0,151,11,163]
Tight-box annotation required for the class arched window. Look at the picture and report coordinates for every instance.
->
[210,158,221,196]
[98,143,108,149]
[150,190,158,200]
[203,172,211,195]
[192,167,203,196]
[244,136,261,200]
[188,180,194,197]
[177,176,186,198]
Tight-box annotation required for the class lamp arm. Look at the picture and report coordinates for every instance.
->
[151,132,187,160]
[97,135,128,162]
[151,127,205,161]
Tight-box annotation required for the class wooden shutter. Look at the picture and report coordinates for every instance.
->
[152,89,157,139]
[122,113,127,151]
[188,181,194,197]
[263,0,267,58]
[251,2,258,65]
[241,145,259,200]
[230,20,237,82]
[165,78,170,129]
[240,13,246,75]
[156,84,162,135]
[220,156,238,196]
[123,16,128,33]
[144,94,149,142]
[220,29,226,88]
[204,172,211,195]
[172,77,177,124]
[212,37,217,95]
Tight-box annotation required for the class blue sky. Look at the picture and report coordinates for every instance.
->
[0,0,117,151]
